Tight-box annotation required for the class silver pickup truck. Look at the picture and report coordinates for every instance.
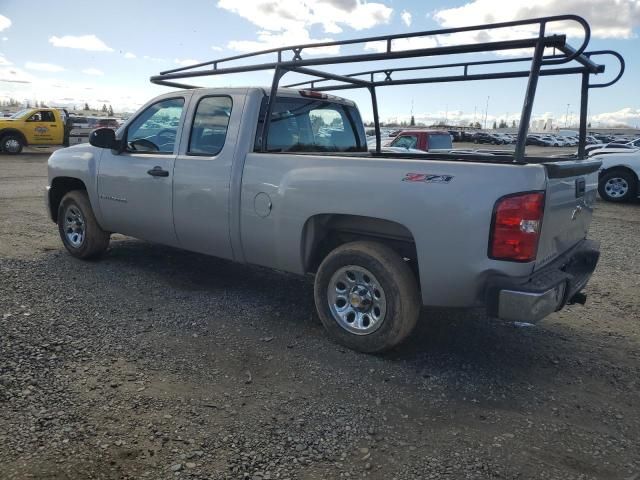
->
[45,16,622,352]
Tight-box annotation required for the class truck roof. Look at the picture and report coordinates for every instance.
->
[185,87,356,107]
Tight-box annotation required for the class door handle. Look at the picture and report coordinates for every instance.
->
[147,166,169,177]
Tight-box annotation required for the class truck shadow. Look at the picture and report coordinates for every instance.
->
[95,238,611,386]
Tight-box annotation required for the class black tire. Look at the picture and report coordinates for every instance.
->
[473,139,478,144]
[598,170,638,203]
[1,134,24,154]
[57,190,110,259]
[314,241,421,353]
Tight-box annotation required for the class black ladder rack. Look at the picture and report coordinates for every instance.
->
[150,15,624,161]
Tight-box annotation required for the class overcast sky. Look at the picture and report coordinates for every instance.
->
[0,0,638,127]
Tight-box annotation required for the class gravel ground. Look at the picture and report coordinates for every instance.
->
[0,153,639,480]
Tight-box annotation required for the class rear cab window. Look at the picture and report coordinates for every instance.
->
[256,96,367,153]
[427,134,453,149]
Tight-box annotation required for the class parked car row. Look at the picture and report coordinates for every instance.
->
[369,129,639,155]
[467,132,587,147]
[68,116,123,130]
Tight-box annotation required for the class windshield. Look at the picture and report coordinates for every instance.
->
[9,109,30,119]
[391,135,418,149]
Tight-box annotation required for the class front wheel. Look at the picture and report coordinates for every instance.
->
[1,135,24,154]
[598,170,637,203]
[57,190,110,258]
[314,241,421,353]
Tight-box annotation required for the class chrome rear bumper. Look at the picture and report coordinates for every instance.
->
[487,239,599,323]
[498,283,566,322]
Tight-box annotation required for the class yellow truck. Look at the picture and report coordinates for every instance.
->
[0,108,70,154]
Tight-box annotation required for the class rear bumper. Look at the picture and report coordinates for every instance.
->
[486,239,600,323]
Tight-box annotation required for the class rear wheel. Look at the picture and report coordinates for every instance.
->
[314,241,420,353]
[57,190,110,258]
[598,170,637,203]
[1,135,24,154]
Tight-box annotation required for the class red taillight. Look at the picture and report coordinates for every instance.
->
[489,192,545,262]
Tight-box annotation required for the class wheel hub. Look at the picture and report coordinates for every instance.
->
[349,286,373,311]
[4,139,21,153]
[64,206,85,248]
[327,265,387,335]
[605,177,628,198]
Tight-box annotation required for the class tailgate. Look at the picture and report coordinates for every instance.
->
[534,159,602,270]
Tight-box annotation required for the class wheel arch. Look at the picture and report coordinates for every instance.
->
[49,177,88,222]
[0,128,28,146]
[599,164,639,182]
[301,213,419,277]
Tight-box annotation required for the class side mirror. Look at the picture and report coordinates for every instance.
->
[89,127,118,149]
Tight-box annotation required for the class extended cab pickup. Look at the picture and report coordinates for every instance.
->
[0,108,69,154]
[46,87,602,352]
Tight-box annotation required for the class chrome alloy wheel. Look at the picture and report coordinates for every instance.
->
[604,177,629,198]
[64,205,85,248]
[4,138,21,153]
[327,265,387,335]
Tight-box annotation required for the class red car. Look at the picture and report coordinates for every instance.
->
[387,129,453,151]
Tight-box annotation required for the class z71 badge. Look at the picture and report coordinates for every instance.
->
[402,173,454,184]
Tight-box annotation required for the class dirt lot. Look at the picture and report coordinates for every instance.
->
[1,153,638,480]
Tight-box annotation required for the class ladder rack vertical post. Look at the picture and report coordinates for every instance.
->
[514,24,547,161]
[261,67,286,153]
[577,71,589,159]
[369,86,381,154]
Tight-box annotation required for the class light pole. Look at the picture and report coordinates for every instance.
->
[564,103,570,128]
[473,105,477,126]
[483,96,489,130]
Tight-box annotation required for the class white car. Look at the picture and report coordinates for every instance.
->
[540,135,564,147]
[494,133,514,144]
[587,137,640,156]
[564,136,579,147]
[593,150,640,202]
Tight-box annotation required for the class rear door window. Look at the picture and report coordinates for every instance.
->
[258,96,367,153]
[188,96,233,156]
[40,111,55,122]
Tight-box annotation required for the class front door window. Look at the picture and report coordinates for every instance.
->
[125,98,185,154]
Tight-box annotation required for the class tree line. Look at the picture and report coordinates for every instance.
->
[1,97,115,115]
